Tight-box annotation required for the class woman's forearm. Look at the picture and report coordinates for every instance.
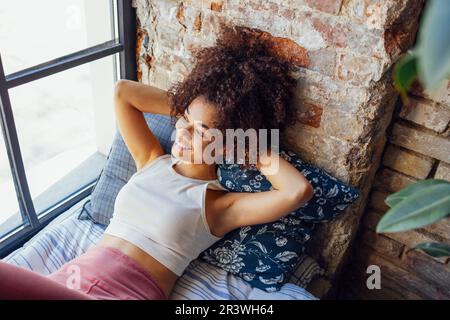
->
[218,150,315,229]
[114,79,171,116]
[257,150,314,203]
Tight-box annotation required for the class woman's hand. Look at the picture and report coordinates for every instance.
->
[256,149,313,207]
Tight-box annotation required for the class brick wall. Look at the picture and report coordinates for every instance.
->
[133,0,426,297]
[339,81,450,299]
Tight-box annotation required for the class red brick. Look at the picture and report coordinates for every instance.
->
[362,210,385,231]
[230,2,292,38]
[373,168,417,192]
[383,0,423,59]
[432,80,450,107]
[136,27,148,59]
[382,144,434,179]
[305,0,343,15]
[383,229,450,255]
[157,25,184,52]
[337,52,383,86]
[390,122,450,163]
[354,245,450,299]
[338,278,409,299]
[321,108,366,141]
[280,7,295,20]
[183,0,202,8]
[183,34,204,54]
[385,229,449,265]
[193,12,202,32]
[434,161,450,182]
[399,97,450,133]
[402,249,450,289]
[297,101,323,128]
[293,70,370,114]
[409,80,427,99]
[150,66,170,90]
[307,277,332,299]
[410,80,450,107]
[340,0,422,31]
[423,218,450,242]
[261,34,309,67]
[310,14,385,58]
[200,10,224,39]
[384,19,419,59]
[176,3,185,24]
[368,189,391,213]
[307,48,336,77]
[209,1,223,12]
[362,229,404,258]
[284,124,354,181]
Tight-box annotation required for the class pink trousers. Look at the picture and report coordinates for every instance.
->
[0,245,168,300]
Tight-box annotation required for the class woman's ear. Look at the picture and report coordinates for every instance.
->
[217,145,226,164]
[208,132,226,163]
[219,145,225,155]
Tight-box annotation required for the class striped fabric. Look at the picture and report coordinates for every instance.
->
[3,196,319,300]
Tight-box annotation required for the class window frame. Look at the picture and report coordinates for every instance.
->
[0,0,136,257]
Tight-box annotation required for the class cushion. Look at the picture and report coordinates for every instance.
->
[218,150,361,223]
[200,150,360,291]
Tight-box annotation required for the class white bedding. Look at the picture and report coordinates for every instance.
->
[3,196,318,300]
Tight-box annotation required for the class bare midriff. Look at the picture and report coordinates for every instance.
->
[96,234,179,299]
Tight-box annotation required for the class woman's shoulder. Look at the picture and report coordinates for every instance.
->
[135,153,171,174]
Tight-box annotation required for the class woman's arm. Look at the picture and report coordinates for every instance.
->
[208,150,314,236]
[115,79,171,115]
[113,80,171,170]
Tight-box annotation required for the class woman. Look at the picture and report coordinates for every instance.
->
[0,23,314,300]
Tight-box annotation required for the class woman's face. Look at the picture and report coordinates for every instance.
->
[171,95,219,164]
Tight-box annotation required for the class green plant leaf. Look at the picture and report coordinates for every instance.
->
[393,52,418,100]
[416,0,450,90]
[414,242,450,258]
[385,179,450,208]
[376,182,450,233]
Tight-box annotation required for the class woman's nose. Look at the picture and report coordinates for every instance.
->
[176,117,192,130]
[177,125,193,139]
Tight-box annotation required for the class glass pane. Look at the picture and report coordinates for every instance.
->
[0,135,25,239]
[8,55,116,217]
[0,0,113,74]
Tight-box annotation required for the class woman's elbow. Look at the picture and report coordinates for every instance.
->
[114,79,131,101]
[292,181,314,208]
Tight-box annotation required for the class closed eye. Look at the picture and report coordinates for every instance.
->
[196,127,206,136]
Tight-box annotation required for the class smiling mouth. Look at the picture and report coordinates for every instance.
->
[175,140,192,151]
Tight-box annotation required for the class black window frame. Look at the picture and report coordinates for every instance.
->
[0,0,136,257]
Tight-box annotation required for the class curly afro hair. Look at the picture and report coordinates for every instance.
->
[167,22,299,165]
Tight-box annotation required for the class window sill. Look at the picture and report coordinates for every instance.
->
[0,151,106,239]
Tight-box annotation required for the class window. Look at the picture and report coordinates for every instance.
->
[0,0,136,256]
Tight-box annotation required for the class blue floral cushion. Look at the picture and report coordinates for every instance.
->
[200,149,360,292]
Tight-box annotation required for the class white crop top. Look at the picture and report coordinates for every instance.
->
[103,153,227,276]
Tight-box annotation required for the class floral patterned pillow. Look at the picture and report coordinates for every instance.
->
[200,149,360,292]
